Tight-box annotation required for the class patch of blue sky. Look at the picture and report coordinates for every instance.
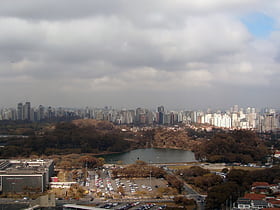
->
[241,12,276,38]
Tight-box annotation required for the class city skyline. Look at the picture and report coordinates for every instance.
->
[0,102,279,132]
[0,101,279,112]
[0,1,280,109]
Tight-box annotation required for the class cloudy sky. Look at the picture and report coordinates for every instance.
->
[0,0,279,110]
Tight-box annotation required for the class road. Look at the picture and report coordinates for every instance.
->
[163,168,206,210]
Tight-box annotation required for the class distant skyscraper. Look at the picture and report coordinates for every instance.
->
[246,107,251,114]
[39,105,45,121]
[158,106,164,113]
[135,108,144,124]
[233,105,239,113]
[47,106,52,120]
[157,106,165,124]
[30,108,35,121]
[23,102,31,120]
[17,103,23,120]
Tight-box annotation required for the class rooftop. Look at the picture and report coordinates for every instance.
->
[244,193,266,200]
[0,159,53,175]
[237,198,251,205]
[252,182,270,187]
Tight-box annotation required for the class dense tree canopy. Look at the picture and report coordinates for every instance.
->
[194,130,269,163]
[177,166,223,192]
[206,167,280,210]
[0,121,131,157]
[112,161,166,178]
[80,156,105,169]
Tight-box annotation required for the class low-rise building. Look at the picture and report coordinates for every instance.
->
[236,198,251,209]
[235,198,272,210]
[0,159,54,193]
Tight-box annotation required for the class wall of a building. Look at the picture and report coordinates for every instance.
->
[1,175,43,193]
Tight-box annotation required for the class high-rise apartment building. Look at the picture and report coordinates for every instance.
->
[47,106,53,120]
[38,105,45,121]
[233,105,239,113]
[17,103,23,120]
[23,102,31,120]
[157,106,165,124]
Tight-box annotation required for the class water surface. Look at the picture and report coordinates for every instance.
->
[97,148,196,164]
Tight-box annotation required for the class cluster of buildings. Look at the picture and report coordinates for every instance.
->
[196,106,279,132]
[234,182,280,209]
[0,102,79,122]
[0,103,279,132]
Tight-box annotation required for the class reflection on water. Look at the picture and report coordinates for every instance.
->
[97,148,196,164]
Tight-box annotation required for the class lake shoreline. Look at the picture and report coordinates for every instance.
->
[89,145,194,157]
[95,148,197,164]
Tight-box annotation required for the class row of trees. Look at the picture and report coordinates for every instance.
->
[55,155,105,170]
[111,160,166,178]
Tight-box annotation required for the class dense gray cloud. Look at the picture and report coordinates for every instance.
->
[0,0,279,109]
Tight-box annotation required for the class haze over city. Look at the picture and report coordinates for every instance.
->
[0,0,280,109]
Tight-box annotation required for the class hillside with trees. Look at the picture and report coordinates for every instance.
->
[0,120,132,157]
[193,130,269,163]
[152,128,198,150]
[0,121,271,164]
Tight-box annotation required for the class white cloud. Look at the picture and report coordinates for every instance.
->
[0,0,279,108]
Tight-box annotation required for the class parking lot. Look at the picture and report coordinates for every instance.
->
[86,168,169,199]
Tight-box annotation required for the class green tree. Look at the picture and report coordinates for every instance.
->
[206,182,241,210]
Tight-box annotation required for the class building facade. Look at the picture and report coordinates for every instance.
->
[0,159,54,193]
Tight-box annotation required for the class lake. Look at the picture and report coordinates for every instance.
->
[97,148,197,164]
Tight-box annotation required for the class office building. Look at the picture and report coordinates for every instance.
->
[17,103,23,120]
[0,159,54,193]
